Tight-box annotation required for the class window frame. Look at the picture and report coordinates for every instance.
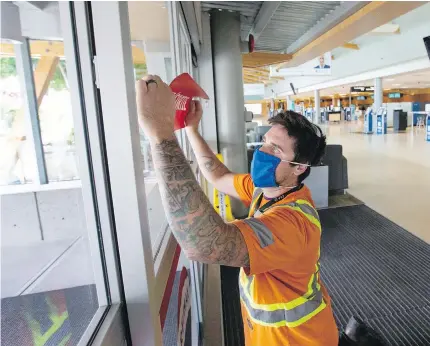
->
[89,2,165,344]
[59,1,127,343]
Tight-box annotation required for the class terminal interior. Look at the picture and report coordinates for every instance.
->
[1,1,430,346]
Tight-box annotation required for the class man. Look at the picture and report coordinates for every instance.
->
[315,55,330,69]
[136,75,338,345]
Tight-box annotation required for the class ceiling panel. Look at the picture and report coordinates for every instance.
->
[201,1,341,53]
[201,1,263,17]
[256,1,341,52]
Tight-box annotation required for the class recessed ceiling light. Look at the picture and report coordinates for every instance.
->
[385,78,395,82]
[392,83,401,86]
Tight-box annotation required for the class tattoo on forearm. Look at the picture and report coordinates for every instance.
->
[201,155,230,175]
[151,139,249,266]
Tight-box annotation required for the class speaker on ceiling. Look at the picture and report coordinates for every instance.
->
[290,83,297,95]
[424,36,430,60]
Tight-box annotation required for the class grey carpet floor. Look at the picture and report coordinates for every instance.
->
[319,205,430,346]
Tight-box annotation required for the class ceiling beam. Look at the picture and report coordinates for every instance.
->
[1,40,146,64]
[33,56,60,105]
[243,69,284,82]
[247,67,270,74]
[12,1,52,12]
[241,1,281,41]
[244,75,265,83]
[342,42,360,50]
[286,1,369,53]
[243,70,269,77]
[277,1,426,70]
[243,52,292,68]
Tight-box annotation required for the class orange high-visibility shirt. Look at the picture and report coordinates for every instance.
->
[232,174,338,346]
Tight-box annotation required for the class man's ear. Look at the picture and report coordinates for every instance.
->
[293,164,308,176]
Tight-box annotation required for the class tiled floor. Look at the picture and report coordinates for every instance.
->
[324,122,430,244]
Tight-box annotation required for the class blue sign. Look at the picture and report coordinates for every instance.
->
[376,109,387,135]
[364,109,373,134]
[427,115,430,142]
[388,92,402,99]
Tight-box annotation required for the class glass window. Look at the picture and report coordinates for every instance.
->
[30,44,79,182]
[127,1,173,255]
[1,7,108,346]
[0,54,35,185]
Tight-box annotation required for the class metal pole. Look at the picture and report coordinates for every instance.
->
[314,90,320,124]
[211,11,247,216]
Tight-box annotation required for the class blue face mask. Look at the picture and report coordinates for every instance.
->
[250,147,281,188]
[250,146,311,188]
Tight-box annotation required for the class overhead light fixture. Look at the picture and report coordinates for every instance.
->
[385,78,395,82]
[392,83,401,86]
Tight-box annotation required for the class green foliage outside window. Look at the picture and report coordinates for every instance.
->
[0,57,68,90]
[134,63,147,81]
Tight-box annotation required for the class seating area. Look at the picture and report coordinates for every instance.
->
[322,144,349,195]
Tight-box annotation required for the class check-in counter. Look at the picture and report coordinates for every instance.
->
[328,111,342,122]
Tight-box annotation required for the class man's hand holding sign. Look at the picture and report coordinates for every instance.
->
[136,74,249,267]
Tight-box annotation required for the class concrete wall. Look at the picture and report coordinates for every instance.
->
[1,188,86,246]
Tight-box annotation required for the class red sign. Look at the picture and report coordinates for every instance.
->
[170,73,209,130]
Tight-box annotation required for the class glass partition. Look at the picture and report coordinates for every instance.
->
[0,53,35,185]
[127,1,175,258]
[30,48,79,182]
[1,4,112,345]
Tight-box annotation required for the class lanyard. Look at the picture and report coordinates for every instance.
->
[252,184,304,216]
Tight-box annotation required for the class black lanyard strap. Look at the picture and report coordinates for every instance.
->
[253,184,304,215]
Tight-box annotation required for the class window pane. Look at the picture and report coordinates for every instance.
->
[0,55,35,185]
[127,1,172,255]
[1,7,107,346]
[30,47,79,182]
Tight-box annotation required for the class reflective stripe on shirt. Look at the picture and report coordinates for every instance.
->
[240,273,326,328]
[240,193,325,328]
[242,218,274,248]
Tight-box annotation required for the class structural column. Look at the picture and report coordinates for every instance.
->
[373,77,383,132]
[15,41,48,184]
[286,95,292,111]
[314,90,320,124]
[211,11,247,216]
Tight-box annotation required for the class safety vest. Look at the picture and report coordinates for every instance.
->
[239,188,326,328]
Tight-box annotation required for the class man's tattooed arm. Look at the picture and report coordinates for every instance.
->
[184,128,240,199]
[150,136,249,267]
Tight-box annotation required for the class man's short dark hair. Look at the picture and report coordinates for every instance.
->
[269,110,326,183]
